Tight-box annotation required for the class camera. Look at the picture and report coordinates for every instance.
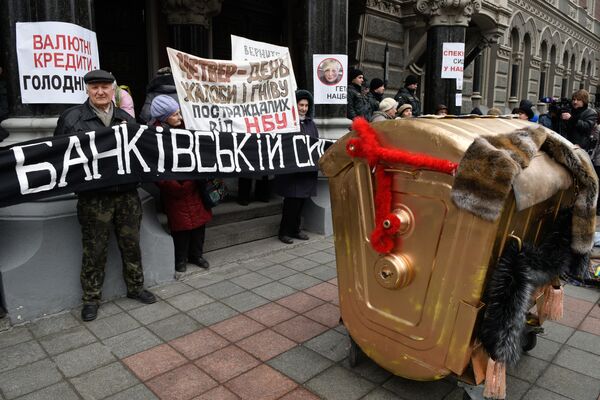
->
[558,97,572,114]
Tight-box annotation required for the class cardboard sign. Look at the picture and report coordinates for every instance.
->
[313,55,348,104]
[441,42,464,79]
[231,34,289,61]
[16,21,100,104]
[167,47,299,134]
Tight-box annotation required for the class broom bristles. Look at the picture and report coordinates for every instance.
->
[541,283,564,320]
[484,358,506,399]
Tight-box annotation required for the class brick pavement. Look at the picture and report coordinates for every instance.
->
[0,236,598,400]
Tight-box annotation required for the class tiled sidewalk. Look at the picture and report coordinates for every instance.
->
[0,236,599,400]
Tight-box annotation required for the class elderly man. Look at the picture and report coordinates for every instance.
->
[54,69,156,322]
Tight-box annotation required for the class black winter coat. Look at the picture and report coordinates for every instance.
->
[564,106,598,151]
[346,83,372,120]
[138,75,178,124]
[274,90,319,198]
[54,99,137,192]
[394,87,422,117]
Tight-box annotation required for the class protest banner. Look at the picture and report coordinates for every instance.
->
[0,123,333,207]
[167,47,299,134]
[313,54,347,104]
[441,42,464,80]
[231,34,288,61]
[16,21,100,104]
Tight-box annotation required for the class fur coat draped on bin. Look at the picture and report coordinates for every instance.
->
[274,90,319,198]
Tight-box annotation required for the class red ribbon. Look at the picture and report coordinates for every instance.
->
[346,117,458,254]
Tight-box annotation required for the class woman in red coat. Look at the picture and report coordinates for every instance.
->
[151,95,212,272]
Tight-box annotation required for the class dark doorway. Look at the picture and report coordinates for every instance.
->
[94,0,148,115]
[212,0,286,60]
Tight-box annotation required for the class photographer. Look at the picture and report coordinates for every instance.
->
[561,89,598,152]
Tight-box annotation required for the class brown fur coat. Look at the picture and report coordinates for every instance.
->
[451,127,598,254]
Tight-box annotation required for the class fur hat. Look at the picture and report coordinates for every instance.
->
[370,78,385,91]
[348,68,364,82]
[379,98,398,112]
[397,103,412,115]
[151,95,179,122]
[404,74,418,87]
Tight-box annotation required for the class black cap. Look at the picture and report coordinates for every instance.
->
[83,69,115,84]
[405,74,418,86]
[370,78,385,91]
[348,67,364,82]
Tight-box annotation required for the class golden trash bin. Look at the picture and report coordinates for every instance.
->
[319,116,596,389]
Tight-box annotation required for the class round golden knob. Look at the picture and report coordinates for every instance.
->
[374,254,413,290]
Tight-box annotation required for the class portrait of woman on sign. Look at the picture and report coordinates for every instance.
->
[317,58,343,86]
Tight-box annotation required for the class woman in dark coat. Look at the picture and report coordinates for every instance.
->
[151,95,212,272]
[274,90,319,244]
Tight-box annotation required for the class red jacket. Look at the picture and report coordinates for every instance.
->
[157,180,212,232]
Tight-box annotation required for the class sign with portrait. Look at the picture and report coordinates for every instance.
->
[167,47,299,134]
[15,21,100,104]
[313,54,347,104]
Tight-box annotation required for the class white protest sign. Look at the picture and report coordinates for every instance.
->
[231,35,288,61]
[313,55,347,104]
[16,21,100,104]
[441,42,464,79]
[167,47,300,134]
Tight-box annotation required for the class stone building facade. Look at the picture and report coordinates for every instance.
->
[349,0,600,114]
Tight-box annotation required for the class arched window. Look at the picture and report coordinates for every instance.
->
[539,41,548,100]
[548,45,557,97]
[509,28,520,99]
[561,51,569,98]
[569,54,576,95]
[580,58,587,89]
[521,33,532,100]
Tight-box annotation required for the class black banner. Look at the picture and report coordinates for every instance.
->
[0,123,333,207]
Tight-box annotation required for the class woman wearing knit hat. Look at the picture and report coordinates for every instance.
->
[397,103,413,118]
[346,67,372,120]
[371,97,398,122]
[394,74,422,116]
[151,95,212,273]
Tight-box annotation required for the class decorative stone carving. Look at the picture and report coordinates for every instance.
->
[512,0,599,52]
[497,45,512,60]
[366,0,403,17]
[161,0,223,27]
[415,0,482,26]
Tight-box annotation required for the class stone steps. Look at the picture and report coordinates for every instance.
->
[204,213,281,252]
[157,198,283,253]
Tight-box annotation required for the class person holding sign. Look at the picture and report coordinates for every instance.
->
[274,90,319,244]
[54,69,157,322]
[150,95,212,273]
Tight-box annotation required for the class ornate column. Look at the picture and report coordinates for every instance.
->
[290,0,347,126]
[160,0,223,58]
[416,0,481,115]
[290,0,348,237]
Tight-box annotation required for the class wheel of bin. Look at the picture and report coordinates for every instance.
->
[522,330,537,352]
[349,336,361,367]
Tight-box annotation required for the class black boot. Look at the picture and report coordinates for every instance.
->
[81,304,99,322]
